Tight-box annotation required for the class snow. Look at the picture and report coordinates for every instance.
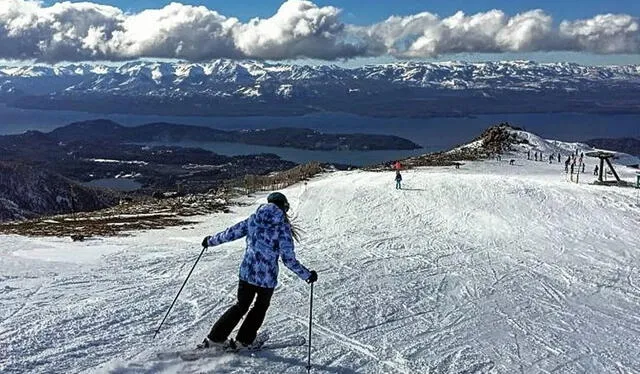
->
[450,128,640,167]
[1,153,640,373]
[4,60,640,100]
[512,130,640,167]
[11,239,122,264]
[276,84,293,98]
[115,172,143,179]
[88,159,149,165]
[449,139,484,153]
[235,86,261,97]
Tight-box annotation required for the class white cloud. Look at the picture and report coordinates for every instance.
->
[496,10,554,52]
[559,14,640,54]
[233,0,363,60]
[107,2,240,60]
[0,0,638,62]
[363,9,557,57]
[0,0,125,61]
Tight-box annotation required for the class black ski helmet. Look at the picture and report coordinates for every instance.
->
[267,192,289,212]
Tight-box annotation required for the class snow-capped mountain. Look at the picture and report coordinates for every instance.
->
[2,60,639,96]
[2,60,640,117]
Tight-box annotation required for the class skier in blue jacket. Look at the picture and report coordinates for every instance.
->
[199,192,317,350]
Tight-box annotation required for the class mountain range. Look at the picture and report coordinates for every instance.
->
[1,60,639,117]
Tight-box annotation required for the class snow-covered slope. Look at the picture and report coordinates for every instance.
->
[2,153,639,373]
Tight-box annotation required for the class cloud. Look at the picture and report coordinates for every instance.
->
[0,0,125,61]
[233,0,365,60]
[495,10,555,52]
[362,9,556,57]
[559,14,640,54]
[107,3,240,60]
[0,0,638,62]
[360,9,639,57]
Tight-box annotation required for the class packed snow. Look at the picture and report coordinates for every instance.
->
[1,149,640,373]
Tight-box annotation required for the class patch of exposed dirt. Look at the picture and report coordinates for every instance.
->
[0,193,230,238]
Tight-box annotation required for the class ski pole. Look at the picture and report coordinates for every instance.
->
[154,246,207,339]
[306,282,314,373]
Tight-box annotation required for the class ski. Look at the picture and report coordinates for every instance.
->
[156,334,306,361]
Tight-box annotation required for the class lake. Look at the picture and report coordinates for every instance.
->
[1,104,638,166]
[83,178,142,192]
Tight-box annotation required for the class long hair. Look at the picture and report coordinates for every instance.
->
[284,212,302,243]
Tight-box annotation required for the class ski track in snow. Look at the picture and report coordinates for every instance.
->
[1,155,640,374]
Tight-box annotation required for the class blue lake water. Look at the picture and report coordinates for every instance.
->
[83,178,142,192]
[1,104,638,166]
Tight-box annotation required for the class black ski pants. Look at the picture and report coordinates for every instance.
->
[207,280,274,345]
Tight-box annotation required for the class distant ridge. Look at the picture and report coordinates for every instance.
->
[1,60,639,117]
[48,120,421,151]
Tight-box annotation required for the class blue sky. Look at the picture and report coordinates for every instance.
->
[5,0,640,65]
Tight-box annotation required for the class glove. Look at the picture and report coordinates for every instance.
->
[306,270,318,284]
[202,236,211,248]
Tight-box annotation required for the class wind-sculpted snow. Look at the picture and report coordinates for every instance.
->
[1,155,639,373]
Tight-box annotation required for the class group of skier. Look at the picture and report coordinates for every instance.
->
[527,149,595,179]
[527,150,547,161]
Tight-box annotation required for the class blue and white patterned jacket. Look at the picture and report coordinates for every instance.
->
[207,203,311,289]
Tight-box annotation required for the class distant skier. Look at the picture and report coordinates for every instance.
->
[565,157,570,173]
[199,192,317,351]
[549,154,553,164]
[395,170,402,189]
[557,153,561,163]
[534,152,538,161]
[527,150,530,160]
[581,163,585,173]
[594,165,599,176]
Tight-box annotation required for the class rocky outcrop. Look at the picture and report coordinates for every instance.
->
[475,123,528,154]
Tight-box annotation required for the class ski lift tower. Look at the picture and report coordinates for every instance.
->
[586,151,622,185]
